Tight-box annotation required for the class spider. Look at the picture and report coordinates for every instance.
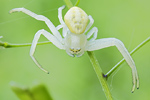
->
[10,5,139,92]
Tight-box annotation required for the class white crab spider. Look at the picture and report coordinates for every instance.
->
[10,5,139,92]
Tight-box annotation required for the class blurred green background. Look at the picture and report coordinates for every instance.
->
[0,0,150,100]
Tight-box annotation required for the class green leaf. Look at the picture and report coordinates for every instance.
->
[30,84,53,100]
[10,82,53,100]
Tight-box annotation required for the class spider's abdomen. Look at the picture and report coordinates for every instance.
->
[64,6,89,34]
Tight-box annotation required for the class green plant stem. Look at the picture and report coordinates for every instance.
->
[64,0,113,100]
[0,41,51,48]
[105,36,150,77]
[64,0,73,9]
[87,51,113,100]
[75,0,80,6]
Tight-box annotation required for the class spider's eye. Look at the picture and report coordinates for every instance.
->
[64,6,89,34]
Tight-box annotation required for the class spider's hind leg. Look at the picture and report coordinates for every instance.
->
[84,15,94,33]
[58,5,65,25]
[58,5,68,38]
[86,27,98,41]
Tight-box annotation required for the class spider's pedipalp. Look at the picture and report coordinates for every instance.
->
[86,38,139,92]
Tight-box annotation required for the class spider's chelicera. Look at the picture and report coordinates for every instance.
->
[10,5,139,92]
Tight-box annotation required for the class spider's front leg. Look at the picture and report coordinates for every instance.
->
[86,38,139,92]
[30,29,64,74]
[10,8,63,43]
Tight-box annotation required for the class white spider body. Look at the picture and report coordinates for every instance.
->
[64,32,87,57]
[10,5,139,92]
[64,6,89,34]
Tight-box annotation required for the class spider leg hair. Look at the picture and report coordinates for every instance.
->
[30,29,64,74]
[86,27,98,41]
[84,15,94,33]
[10,8,63,43]
[86,38,139,92]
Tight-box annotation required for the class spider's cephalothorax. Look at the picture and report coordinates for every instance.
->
[10,5,139,92]
[64,32,87,57]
